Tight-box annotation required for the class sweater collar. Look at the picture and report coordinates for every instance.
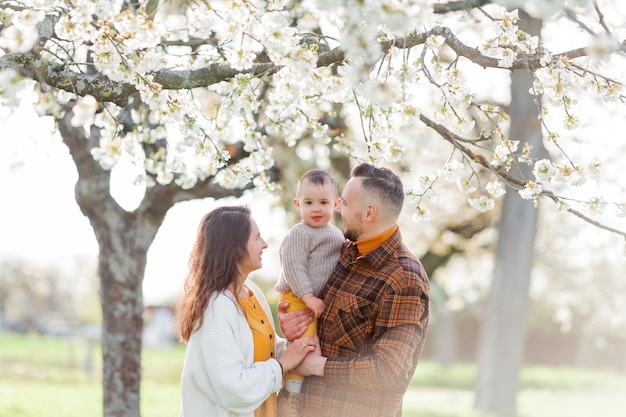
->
[343,226,402,270]
[354,225,398,256]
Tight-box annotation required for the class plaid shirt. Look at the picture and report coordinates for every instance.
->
[299,228,430,417]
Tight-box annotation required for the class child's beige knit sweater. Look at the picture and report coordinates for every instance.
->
[274,222,345,297]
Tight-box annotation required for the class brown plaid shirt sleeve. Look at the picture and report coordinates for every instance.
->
[299,229,430,417]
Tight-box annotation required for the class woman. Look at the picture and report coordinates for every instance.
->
[177,206,316,417]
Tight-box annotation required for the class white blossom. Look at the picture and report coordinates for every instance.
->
[412,207,431,223]
[533,159,557,183]
[456,178,477,194]
[468,195,495,212]
[0,24,39,54]
[71,95,99,128]
[34,91,62,117]
[586,160,602,179]
[491,144,511,167]
[91,136,122,170]
[556,162,587,186]
[486,180,506,197]
[584,197,606,215]
[408,175,433,197]
[359,79,402,107]
[519,181,543,199]
[425,35,445,50]
[440,159,465,182]
[498,49,516,68]
[225,49,257,71]
[0,69,23,101]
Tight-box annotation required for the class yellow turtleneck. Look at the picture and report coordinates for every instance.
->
[354,225,398,256]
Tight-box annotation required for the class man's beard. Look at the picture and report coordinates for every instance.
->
[343,221,362,242]
[344,228,358,242]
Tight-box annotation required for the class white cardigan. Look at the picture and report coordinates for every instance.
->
[180,280,286,417]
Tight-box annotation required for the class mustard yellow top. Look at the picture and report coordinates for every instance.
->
[240,289,278,417]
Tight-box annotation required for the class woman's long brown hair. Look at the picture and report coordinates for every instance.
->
[177,206,251,343]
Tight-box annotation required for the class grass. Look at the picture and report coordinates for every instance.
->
[410,360,626,391]
[0,333,183,417]
[1,333,626,417]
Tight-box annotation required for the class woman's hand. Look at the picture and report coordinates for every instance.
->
[277,301,312,341]
[277,336,316,373]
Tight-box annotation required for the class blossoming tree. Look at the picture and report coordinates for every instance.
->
[1,0,625,416]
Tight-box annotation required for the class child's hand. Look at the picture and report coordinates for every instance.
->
[301,293,324,318]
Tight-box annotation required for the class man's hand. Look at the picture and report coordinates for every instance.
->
[277,301,313,342]
[292,335,326,377]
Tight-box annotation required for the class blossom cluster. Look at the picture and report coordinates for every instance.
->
[0,0,624,232]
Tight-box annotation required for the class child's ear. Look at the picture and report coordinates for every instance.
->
[293,197,300,208]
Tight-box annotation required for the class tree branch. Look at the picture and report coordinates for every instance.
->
[0,17,596,107]
[419,113,626,238]
[328,25,589,73]
[56,107,121,225]
[432,0,492,14]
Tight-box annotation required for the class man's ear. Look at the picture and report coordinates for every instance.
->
[365,204,377,222]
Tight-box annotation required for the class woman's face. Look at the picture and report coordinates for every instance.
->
[239,217,268,277]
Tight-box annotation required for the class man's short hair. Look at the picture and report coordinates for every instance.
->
[351,163,404,218]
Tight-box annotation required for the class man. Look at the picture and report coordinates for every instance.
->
[278,162,430,417]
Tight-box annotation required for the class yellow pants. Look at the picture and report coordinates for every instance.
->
[279,290,318,382]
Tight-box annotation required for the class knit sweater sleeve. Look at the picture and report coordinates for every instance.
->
[278,226,314,297]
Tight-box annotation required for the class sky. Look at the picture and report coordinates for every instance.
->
[0,102,97,258]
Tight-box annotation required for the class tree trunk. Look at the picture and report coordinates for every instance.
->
[475,192,538,417]
[96,213,155,417]
[574,324,596,368]
[475,13,546,417]
[58,112,163,417]
[434,306,458,367]
[431,282,458,367]
[57,105,248,417]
